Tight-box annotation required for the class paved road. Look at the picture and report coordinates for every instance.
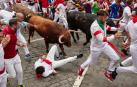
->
[8,31,137,87]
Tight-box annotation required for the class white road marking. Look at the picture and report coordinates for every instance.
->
[73,66,89,87]
[30,38,44,43]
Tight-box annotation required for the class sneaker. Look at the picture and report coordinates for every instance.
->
[121,49,129,56]
[25,54,31,62]
[78,67,84,76]
[77,54,83,59]
[119,63,124,67]
[104,70,113,82]
[112,68,118,80]
[18,84,25,87]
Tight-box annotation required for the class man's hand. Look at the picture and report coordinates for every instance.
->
[122,41,130,49]
[114,31,122,38]
[77,54,83,58]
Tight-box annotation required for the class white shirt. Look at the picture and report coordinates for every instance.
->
[56,4,66,18]
[134,3,137,8]
[90,20,115,51]
[0,44,5,70]
[0,10,15,24]
[34,59,54,77]
[121,6,132,24]
[16,21,28,36]
[125,20,137,45]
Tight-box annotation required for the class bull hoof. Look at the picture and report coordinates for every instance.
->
[83,42,88,46]
[28,40,30,44]
[46,50,49,53]
[74,40,77,44]
[62,52,66,56]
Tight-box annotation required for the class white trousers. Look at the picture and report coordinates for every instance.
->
[42,8,48,13]
[5,54,23,85]
[121,56,132,66]
[81,44,120,71]
[53,13,68,29]
[117,44,137,73]
[0,72,7,87]
[47,45,78,69]
[17,32,30,55]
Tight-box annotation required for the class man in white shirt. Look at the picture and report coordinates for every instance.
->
[78,10,122,82]
[119,0,133,31]
[0,10,15,24]
[16,13,37,62]
[34,45,83,78]
[111,8,137,80]
[53,3,68,29]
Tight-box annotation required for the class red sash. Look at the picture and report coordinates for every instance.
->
[107,41,126,59]
[132,16,137,23]
[42,59,52,66]
[0,67,5,75]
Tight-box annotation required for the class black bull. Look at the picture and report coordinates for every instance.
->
[67,11,117,45]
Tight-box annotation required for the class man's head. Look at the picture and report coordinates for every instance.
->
[126,0,133,6]
[97,10,108,23]
[16,13,24,22]
[35,66,45,79]
[116,0,122,5]
[132,7,137,15]
[9,18,18,32]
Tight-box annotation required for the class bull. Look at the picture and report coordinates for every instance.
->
[28,15,72,55]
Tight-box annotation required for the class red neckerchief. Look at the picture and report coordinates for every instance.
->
[132,15,137,23]
[36,74,43,79]
[42,59,52,65]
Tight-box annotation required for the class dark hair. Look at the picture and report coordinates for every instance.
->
[36,66,45,75]
[126,0,133,5]
[133,7,137,15]
[9,18,18,27]
[97,10,108,16]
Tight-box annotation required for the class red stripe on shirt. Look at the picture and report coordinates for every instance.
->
[103,37,107,42]
[106,26,111,31]
[94,30,102,36]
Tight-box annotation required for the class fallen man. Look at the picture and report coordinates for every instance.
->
[34,45,83,78]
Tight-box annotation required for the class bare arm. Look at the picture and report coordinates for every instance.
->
[1,35,10,48]
[123,31,131,48]
[16,39,26,47]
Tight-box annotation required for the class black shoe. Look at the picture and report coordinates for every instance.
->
[77,54,83,58]
[25,54,31,62]
[121,49,128,56]
[112,68,118,80]
[119,63,124,67]
[18,84,25,87]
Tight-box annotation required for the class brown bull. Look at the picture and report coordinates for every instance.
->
[12,3,72,55]
[28,15,71,55]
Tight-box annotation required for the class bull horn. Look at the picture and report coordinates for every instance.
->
[59,35,64,44]
[69,30,81,33]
